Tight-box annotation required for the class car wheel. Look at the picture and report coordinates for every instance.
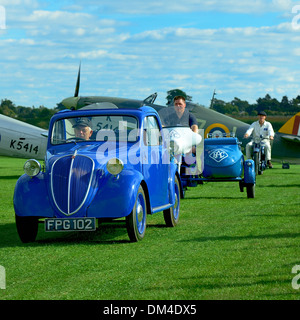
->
[246,183,255,198]
[253,152,259,176]
[163,175,180,227]
[239,180,244,192]
[126,185,147,242]
[15,215,38,243]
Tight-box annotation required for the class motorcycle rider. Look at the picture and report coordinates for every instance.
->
[159,95,198,133]
[244,111,275,168]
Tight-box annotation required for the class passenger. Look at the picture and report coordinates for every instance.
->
[244,111,274,168]
[73,118,93,140]
[159,95,199,133]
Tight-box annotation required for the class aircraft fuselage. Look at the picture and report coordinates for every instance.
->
[0,115,47,160]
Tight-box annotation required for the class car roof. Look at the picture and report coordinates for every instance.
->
[52,103,159,121]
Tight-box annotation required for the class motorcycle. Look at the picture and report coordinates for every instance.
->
[252,135,267,175]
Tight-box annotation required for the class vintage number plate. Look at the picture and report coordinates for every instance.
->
[45,218,96,232]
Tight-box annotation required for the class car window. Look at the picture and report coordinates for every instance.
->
[51,115,138,145]
[144,116,161,146]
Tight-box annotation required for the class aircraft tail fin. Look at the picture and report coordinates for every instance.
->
[278,112,300,136]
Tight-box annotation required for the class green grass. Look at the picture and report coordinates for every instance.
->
[0,156,300,300]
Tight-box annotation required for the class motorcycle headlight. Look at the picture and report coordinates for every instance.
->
[106,158,124,176]
[23,159,41,177]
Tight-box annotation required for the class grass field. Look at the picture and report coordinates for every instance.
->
[0,156,299,300]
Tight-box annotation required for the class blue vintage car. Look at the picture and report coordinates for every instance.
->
[14,104,181,243]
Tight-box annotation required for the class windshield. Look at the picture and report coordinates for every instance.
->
[158,107,190,128]
[51,115,138,145]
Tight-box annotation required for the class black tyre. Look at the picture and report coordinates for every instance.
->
[253,152,259,176]
[239,180,244,192]
[246,184,255,198]
[163,175,180,227]
[126,185,147,242]
[258,155,263,175]
[15,215,38,243]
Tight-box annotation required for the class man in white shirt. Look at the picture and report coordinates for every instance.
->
[244,111,275,168]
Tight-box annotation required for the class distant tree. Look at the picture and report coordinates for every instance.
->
[280,96,289,107]
[1,99,15,109]
[280,96,291,113]
[290,96,300,114]
[256,94,280,113]
[256,94,271,112]
[210,99,238,114]
[245,104,257,116]
[209,98,225,113]
[166,89,192,105]
[0,99,17,117]
[225,103,239,114]
[231,97,251,113]
[0,99,56,129]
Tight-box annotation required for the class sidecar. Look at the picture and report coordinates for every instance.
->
[179,135,256,198]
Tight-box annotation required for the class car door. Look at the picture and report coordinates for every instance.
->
[142,115,169,208]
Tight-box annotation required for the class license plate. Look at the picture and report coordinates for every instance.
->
[45,217,96,232]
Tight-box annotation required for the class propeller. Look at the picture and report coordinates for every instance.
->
[74,62,81,97]
[57,62,81,110]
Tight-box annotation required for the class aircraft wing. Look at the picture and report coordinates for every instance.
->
[280,135,300,144]
[187,102,250,139]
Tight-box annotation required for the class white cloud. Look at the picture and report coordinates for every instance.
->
[19,38,35,45]
[242,66,278,74]
[74,0,297,14]
[272,0,293,11]
[0,0,39,6]
[1,0,300,108]
[76,49,138,60]
[293,48,300,55]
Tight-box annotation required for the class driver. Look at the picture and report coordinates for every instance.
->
[244,111,274,168]
[73,118,93,140]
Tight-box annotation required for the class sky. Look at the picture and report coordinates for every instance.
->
[0,0,300,108]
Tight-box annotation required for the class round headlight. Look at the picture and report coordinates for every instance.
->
[23,159,41,177]
[106,158,124,176]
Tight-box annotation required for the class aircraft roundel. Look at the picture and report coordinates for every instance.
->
[205,123,230,138]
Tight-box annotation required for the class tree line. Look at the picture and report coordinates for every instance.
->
[210,94,300,116]
[0,99,57,129]
[166,89,300,116]
[1,92,300,129]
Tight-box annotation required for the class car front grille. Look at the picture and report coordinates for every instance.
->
[51,153,94,216]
